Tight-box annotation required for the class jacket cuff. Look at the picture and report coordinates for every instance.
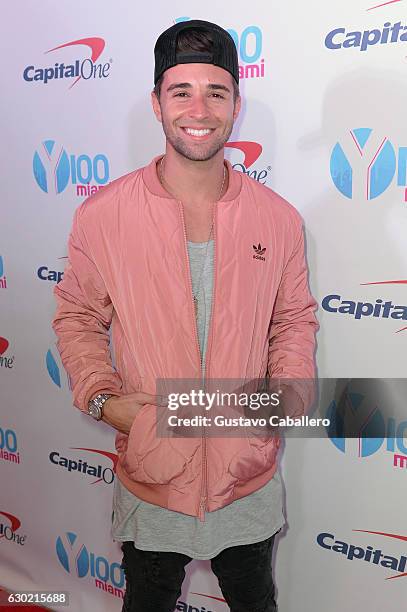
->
[80,379,123,413]
[274,379,316,417]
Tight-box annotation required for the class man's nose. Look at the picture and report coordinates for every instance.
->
[187,94,210,120]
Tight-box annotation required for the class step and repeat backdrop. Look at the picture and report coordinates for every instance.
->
[1,1,406,610]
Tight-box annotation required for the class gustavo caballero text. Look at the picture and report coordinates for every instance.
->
[167,414,329,428]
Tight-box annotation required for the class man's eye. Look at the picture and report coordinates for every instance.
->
[211,93,224,99]
[174,92,188,97]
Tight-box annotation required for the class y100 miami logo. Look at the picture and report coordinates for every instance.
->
[33,139,110,197]
[326,390,407,467]
[330,128,406,201]
[0,426,20,465]
[325,21,407,52]
[225,141,271,183]
[175,17,264,79]
[0,511,26,546]
[46,348,70,389]
[56,532,124,597]
[23,37,112,89]
[0,256,7,289]
[317,530,407,580]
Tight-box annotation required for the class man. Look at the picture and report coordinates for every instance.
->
[52,19,318,612]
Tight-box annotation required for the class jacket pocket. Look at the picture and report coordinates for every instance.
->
[123,405,190,485]
[227,432,278,482]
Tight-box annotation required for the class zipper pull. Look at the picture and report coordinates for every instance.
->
[198,497,207,523]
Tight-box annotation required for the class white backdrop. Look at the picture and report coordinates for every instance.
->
[1,1,407,610]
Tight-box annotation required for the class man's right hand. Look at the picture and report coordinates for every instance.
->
[101,392,167,435]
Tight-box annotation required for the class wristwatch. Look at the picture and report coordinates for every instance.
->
[87,393,113,421]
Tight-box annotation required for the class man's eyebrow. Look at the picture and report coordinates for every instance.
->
[166,82,192,92]
[208,83,231,94]
[166,82,231,93]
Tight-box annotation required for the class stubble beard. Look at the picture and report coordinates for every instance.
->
[161,113,235,162]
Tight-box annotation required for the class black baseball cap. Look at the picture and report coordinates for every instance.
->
[154,19,239,85]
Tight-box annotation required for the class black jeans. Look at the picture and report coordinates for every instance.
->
[120,533,278,612]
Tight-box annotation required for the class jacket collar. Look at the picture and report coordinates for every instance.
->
[142,154,242,202]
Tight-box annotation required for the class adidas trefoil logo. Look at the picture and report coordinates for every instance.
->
[253,243,266,261]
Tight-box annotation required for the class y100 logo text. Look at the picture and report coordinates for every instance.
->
[176,18,265,79]
[330,128,406,201]
[33,140,110,196]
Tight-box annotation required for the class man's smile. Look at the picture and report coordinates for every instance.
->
[180,126,216,140]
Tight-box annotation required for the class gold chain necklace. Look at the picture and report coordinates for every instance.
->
[158,155,226,319]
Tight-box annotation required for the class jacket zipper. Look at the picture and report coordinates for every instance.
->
[200,203,218,522]
[178,202,217,523]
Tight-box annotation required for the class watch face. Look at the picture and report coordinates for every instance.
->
[89,403,101,420]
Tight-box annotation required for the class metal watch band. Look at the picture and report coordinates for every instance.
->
[87,393,113,421]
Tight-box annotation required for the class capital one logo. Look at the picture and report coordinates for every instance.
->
[0,511,26,546]
[330,128,406,201]
[0,337,14,370]
[50,447,118,485]
[225,141,271,183]
[326,390,407,459]
[23,37,111,89]
[317,529,407,581]
[33,139,110,196]
[0,511,21,537]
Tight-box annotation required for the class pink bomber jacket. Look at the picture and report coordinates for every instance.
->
[52,154,319,521]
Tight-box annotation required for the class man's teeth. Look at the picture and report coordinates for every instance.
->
[184,128,212,136]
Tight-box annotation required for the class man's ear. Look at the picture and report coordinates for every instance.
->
[151,90,162,123]
[233,94,241,122]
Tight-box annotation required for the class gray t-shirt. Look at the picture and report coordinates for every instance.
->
[111,239,284,559]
